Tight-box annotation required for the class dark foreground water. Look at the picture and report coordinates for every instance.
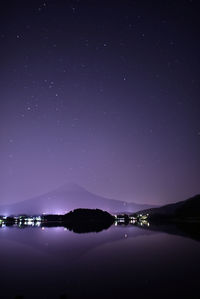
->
[0,224,200,299]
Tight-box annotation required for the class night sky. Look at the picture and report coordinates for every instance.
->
[0,0,199,206]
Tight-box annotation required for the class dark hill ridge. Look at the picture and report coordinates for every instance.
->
[135,194,200,221]
[134,195,200,242]
[0,183,155,215]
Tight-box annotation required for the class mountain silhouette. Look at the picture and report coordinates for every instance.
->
[135,194,200,242]
[135,194,200,221]
[0,182,154,215]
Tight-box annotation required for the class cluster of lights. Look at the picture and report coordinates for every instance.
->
[114,213,150,227]
[0,215,42,227]
[18,216,42,227]
[0,217,8,227]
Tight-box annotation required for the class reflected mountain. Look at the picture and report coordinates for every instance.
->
[0,223,155,266]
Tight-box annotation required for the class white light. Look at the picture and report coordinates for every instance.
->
[27,219,34,225]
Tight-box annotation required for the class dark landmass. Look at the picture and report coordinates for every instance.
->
[44,208,115,233]
[0,183,155,215]
[134,194,200,222]
[133,194,200,242]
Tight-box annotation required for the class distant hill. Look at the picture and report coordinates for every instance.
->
[0,183,154,215]
[135,194,200,221]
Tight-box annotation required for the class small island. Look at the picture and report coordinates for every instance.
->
[43,208,115,233]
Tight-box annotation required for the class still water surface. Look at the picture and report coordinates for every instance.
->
[0,225,200,299]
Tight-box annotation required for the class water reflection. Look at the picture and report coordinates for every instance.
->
[0,221,200,298]
[141,221,200,243]
[0,216,150,233]
[1,215,200,246]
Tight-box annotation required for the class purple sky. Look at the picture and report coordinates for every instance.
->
[0,0,199,206]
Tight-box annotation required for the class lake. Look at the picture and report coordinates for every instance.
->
[0,223,200,299]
